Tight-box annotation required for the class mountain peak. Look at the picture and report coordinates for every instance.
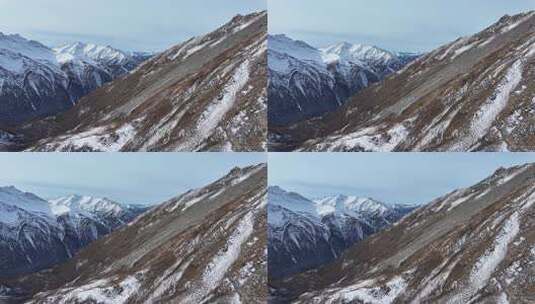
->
[314,194,391,217]
[0,185,19,192]
[268,34,322,63]
[48,194,125,216]
[53,41,131,66]
[268,185,317,215]
[0,186,52,216]
[322,41,396,65]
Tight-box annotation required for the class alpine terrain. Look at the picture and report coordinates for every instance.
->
[10,11,267,152]
[271,163,535,304]
[268,186,414,279]
[268,34,418,127]
[1,164,267,304]
[271,11,535,152]
[0,33,149,126]
[0,186,146,278]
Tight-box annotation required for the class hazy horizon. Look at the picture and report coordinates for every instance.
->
[269,153,535,205]
[0,153,265,205]
[269,0,535,52]
[0,0,266,52]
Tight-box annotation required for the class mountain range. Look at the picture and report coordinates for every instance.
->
[0,186,147,278]
[0,33,150,126]
[268,34,418,127]
[1,11,267,152]
[268,186,414,279]
[270,11,535,152]
[1,164,267,303]
[270,163,535,303]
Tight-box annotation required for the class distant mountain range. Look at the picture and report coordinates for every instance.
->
[0,33,151,126]
[0,186,147,277]
[268,34,418,127]
[271,11,535,152]
[268,186,414,279]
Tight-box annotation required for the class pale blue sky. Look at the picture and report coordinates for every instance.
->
[0,153,265,205]
[269,153,535,205]
[269,0,535,52]
[0,0,266,51]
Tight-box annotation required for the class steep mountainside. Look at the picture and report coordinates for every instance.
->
[0,34,147,126]
[272,163,535,304]
[273,11,535,152]
[18,11,267,152]
[268,34,417,126]
[0,187,146,278]
[268,186,413,279]
[2,164,267,304]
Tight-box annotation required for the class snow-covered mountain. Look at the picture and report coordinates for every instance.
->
[49,194,147,229]
[268,186,414,279]
[271,163,535,303]
[15,11,267,152]
[276,11,535,152]
[54,42,150,100]
[3,164,267,303]
[0,33,149,126]
[0,186,146,277]
[268,34,418,126]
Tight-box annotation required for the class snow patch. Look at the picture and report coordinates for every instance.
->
[184,211,254,303]
[329,276,407,304]
[451,60,523,151]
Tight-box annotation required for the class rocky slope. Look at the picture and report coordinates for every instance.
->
[272,11,535,152]
[0,33,147,126]
[0,187,146,278]
[271,163,535,303]
[2,164,267,304]
[18,11,267,152]
[268,186,413,279]
[268,34,417,126]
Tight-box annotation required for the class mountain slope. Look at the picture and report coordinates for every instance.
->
[20,11,267,152]
[0,187,146,278]
[268,34,417,127]
[3,164,267,304]
[273,163,535,303]
[268,186,413,280]
[274,11,535,152]
[0,34,147,126]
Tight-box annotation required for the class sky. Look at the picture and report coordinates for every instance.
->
[269,153,535,205]
[0,153,265,205]
[0,0,266,52]
[269,0,535,52]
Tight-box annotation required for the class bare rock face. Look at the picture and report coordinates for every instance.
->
[23,11,267,152]
[272,163,535,304]
[272,11,535,152]
[3,164,267,304]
